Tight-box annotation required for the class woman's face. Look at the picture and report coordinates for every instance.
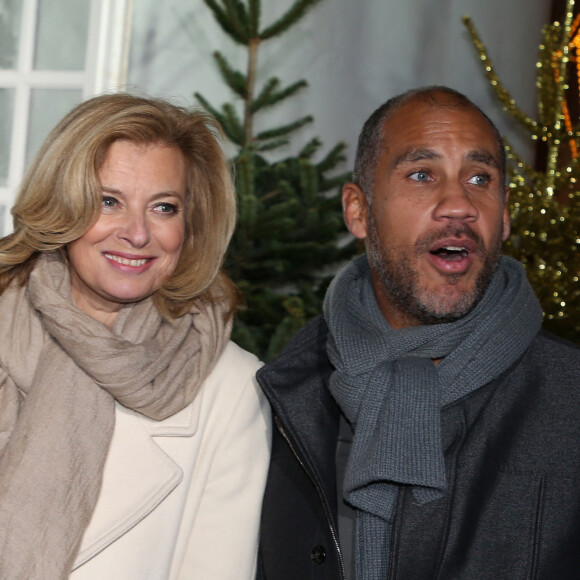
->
[67,140,186,326]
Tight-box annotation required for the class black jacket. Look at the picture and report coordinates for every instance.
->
[257,316,580,579]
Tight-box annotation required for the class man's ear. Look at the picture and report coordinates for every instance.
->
[502,187,511,242]
[343,183,369,240]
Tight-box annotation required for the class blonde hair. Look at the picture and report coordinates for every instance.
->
[0,93,238,318]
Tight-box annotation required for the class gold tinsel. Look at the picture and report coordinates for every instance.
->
[463,1,580,342]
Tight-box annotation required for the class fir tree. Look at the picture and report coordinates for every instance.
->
[463,3,580,342]
[196,0,357,360]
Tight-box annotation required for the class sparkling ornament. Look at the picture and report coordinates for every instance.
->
[463,1,580,342]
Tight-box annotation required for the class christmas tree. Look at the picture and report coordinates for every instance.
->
[195,0,357,360]
[463,1,580,342]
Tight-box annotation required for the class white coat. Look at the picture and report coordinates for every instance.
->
[70,342,271,579]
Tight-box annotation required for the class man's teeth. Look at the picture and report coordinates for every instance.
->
[432,246,469,260]
[444,246,468,256]
[105,254,149,267]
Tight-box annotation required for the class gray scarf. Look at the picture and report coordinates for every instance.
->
[323,254,543,580]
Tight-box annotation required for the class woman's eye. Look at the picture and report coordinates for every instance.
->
[102,196,118,208]
[154,202,179,214]
[468,174,490,186]
[408,171,430,182]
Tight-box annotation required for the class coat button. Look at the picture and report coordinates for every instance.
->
[310,545,326,565]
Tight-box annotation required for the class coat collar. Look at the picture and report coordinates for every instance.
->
[74,399,200,569]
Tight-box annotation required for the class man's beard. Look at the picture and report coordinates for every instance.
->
[366,216,503,325]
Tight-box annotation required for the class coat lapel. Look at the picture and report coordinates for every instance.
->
[73,400,200,569]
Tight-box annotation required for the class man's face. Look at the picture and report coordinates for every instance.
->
[343,98,510,329]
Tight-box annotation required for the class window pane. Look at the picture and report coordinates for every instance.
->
[27,89,82,167]
[34,0,90,70]
[0,89,15,186]
[0,0,23,69]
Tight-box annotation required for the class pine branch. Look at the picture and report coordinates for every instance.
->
[252,79,309,113]
[231,321,260,356]
[194,92,225,124]
[202,0,247,44]
[213,51,247,98]
[250,78,280,112]
[298,138,322,159]
[265,314,304,362]
[254,218,297,238]
[235,151,257,226]
[257,138,291,151]
[260,178,295,204]
[221,103,245,145]
[248,0,260,36]
[298,159,318,205]
[256,201,301,227]
[223,0,251,41]
[317,142,347,172]
[255,115,313,141]
[319,171,351,191]
[261,0,324,39]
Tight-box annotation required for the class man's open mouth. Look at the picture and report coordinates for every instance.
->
[430,246,469,261]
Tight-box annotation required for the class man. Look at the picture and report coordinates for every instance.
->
[257,86,580,580]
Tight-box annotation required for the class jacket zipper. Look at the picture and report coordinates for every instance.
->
[274,415,346,580]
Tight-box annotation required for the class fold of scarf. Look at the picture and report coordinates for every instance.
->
[323,254,543,580]
[0,252,231,579]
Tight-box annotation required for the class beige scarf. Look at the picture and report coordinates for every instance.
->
[0,252,231,579]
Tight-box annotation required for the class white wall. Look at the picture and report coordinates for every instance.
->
[127,0,552,169]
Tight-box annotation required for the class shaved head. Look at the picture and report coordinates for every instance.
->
[352,86,506,202]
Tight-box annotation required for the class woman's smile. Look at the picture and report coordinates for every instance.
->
[103,252,154,269]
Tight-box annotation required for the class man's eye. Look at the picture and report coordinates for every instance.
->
[468,174,490,186]
[408,171,430,182]
[102,196,118,208]
[154,202,179,214]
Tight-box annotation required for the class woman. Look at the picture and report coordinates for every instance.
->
[0,93,271,579]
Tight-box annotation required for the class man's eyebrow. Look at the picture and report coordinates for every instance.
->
[391,148,440,169]
[467,150,500,170]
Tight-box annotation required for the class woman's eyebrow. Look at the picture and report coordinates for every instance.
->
[100,186,183,198]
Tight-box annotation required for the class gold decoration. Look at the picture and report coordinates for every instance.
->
[463,2,579,342]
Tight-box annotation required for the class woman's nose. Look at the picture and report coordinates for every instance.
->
[117,212,151,248]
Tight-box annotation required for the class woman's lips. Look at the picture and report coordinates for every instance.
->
[103,252,154,271]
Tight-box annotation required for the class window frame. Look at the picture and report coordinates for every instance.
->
[0,0,133,236]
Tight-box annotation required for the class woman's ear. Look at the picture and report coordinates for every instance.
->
[342,183,369,240]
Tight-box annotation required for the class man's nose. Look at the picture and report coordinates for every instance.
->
[432,180,479,223]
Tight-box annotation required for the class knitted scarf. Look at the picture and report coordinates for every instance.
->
[0,252,231,579]
[323,255,543,580]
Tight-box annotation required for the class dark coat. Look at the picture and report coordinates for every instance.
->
[257,316,580,580]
